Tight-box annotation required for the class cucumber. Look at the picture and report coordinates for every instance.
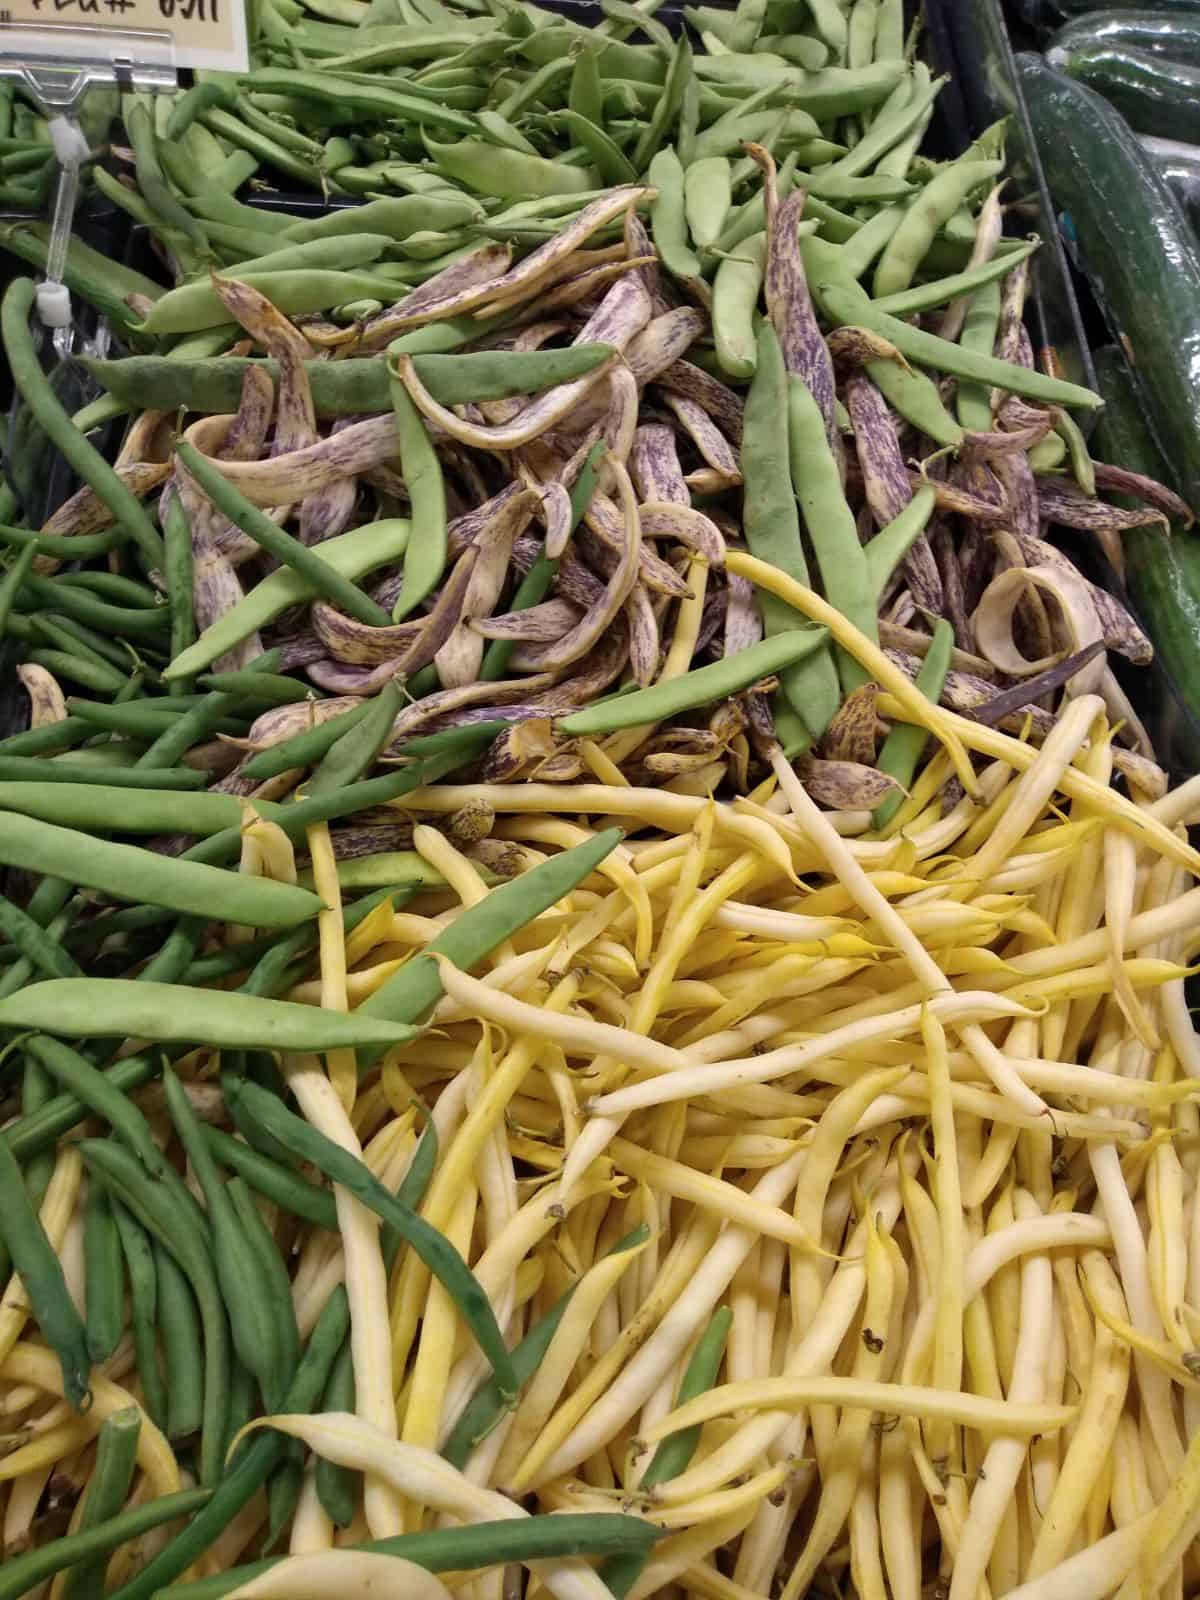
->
[1049,10,1200,67]
[1018,53,1200,511]
[1052,0,1200,14]
[1053,43,1200,142]
[1092,344,1200,771]
[1141,133,1200,227]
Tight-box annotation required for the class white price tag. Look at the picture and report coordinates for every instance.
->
[0,0,246,71]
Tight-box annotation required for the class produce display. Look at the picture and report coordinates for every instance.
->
[1,0,1200,1597]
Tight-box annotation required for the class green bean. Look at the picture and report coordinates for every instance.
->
[569,45,604,126]
[35,612,144,674]
[869,354,965,446]
[108,1286,349,1600]
[175,441,390,627]
[224,1352,259,1465]
[153,1240,206,1442]
[875,156,1003,289]
[204,1127,337,1229]
[0,522,122,562]
[0,223,161,337]
[3,1053,159,1164]
[25,648,127,697]
[787,374,876,693]
[0,755,205,790]
[634,31,693,170]
[0,813,321,927]
[443,1224,649,1470]
[162,490,197,687]
[0,542,36,640]
[240,701,372,781]
[83,1139,229,1484]
[481,441,604,682]
[2,283,163,572]
[315,1340,358,1527]
[872,238,1038,318]
[59,570,160,609]
[1055,406,1096,498]
[559,630,828,737]
[168,517,411,681]
[56,1407,142,1600]
[83,1181,125,1365]
[20,1055,54,1214]
[125,96,209,253]
[25,1035,163,1181]
[180,751,470,875]
[165,81,239,140]
[111,1201,167,1431]
[193,671,312,707]
[0,977,421,1052]
[193,1514,662,1600]
[864,483,938,598]
[683,155,732,251]
[358,827,621,1055]
[742,321,840,740]
[303,680,402,798]
[713,231,766,379]
[196,107,319,186]
[0,1488,211,1600]
[803,240,1107,412]
[835,201,908,281]
[873,618,954,827]
[229,1174,296,1394]
[229,1074,515,1393]
[17,573,169,638]
[66,698,230,738]
[164,1067,282,1407]
[0,891,81,979]
[0,1132,90,1408]
[604,1307,731,1598]
[387,370,449,623]
[649,145,702,282]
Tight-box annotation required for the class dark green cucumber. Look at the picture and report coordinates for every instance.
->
[1141,134,1200,227]
[1052,0,1200,15]
[1053,43,1200,142]
[1019,54,1200,511]
[1092,344,1200,770]
[1050,10,1200,69]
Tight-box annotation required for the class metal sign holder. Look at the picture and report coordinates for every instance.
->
[0,22,175,350]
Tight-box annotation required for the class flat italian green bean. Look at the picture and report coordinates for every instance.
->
[871,238,1038,317]
[0,812,322,926]
[387,367,449,622]
[165,517,411,680]
[649,146,702,282]
[358,827,622,1046]
[787,374,876,692]
[0,978,419,1051]
[559,630,827,737]
[742,320,839,740]
[712,231,766,379]
[176,441,391,628]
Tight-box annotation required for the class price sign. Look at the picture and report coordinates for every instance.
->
[0,0,246,70]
